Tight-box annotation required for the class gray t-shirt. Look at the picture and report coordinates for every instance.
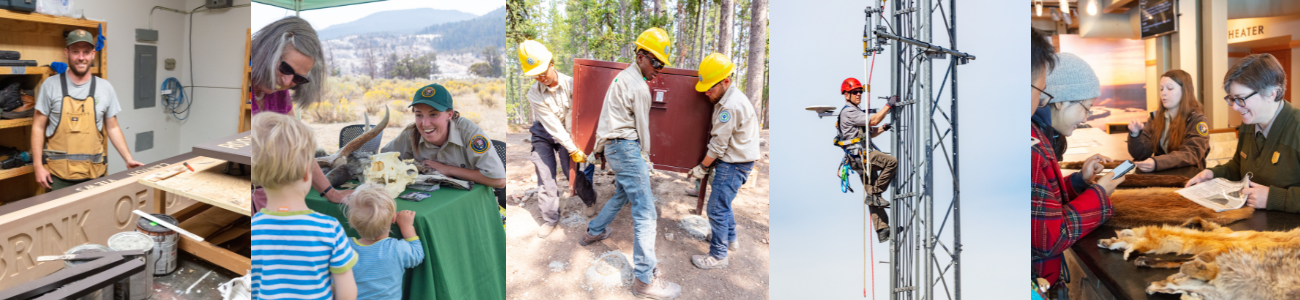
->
[34,75,121,137]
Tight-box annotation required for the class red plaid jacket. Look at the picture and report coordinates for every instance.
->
[1031,124,1113,285]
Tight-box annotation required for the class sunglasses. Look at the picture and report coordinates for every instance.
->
[640,52,664,70]
[278,61,310,85]
[1224,90,1259,108]
[1032,84,1053,106]
[530,62,554,80]
[846,90,863,95]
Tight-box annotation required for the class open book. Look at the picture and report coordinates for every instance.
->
[1175,173,1252,212]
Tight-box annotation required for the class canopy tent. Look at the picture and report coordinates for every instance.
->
[253,0,388,12]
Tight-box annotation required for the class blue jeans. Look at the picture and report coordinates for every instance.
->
[586,139,658,283]
[707,161,753,259]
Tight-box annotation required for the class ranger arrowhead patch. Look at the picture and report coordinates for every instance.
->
[1273,151,1280,164]
[1197,122,1209,136]
[470,135,489,154]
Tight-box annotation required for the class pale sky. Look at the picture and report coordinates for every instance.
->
[251,0,505,31]
[769,0,1027,298]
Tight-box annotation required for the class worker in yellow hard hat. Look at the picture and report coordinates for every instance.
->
[517,40,598,239]
[580,27,682,300]
[686,53,760,270]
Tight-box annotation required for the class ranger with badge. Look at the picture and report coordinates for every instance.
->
[381,83,506,189]
[1126,69,1210,172]
[686,53,760,270]
[31,29,144,191]
[836,77,898,242]
[1186,53,1300,213]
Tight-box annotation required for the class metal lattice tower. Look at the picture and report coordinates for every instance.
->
[865,0,973,299]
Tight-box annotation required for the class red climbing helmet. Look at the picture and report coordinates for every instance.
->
[841,78,863,94]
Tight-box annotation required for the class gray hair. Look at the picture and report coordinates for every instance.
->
[1224,53,1287,102]
[251,16,327,107]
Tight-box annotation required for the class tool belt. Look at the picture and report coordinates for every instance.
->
[45,153,104,164]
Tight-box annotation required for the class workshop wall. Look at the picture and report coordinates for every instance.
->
[70,0,249,174]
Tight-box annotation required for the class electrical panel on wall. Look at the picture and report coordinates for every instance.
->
[134,45,157,109]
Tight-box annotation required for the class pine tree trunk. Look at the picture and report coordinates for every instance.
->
[744,0,766,110]
[718,0,733,58]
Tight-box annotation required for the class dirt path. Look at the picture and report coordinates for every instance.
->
[505,130,770,299]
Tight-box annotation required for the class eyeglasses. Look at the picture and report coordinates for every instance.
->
[639,52,664,70]
[1224,90,1259,107]
[1032,84,1053,106]
[278,61,310,85]
[1079,101,1093,116]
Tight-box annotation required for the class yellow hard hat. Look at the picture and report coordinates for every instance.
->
[695,53,734,92]
[518,40,553,76]
[634,28,672,67]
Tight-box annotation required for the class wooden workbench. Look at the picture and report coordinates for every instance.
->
[138,156,250,275]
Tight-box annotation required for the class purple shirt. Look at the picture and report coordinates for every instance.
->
[251,89,293,115]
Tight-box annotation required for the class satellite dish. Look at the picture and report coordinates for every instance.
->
[806,105,837,118]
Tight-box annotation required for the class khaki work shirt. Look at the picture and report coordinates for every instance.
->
[708,85,761,163]
[381,117,506,179]
[527,72,578,151]
[592,65,652,155]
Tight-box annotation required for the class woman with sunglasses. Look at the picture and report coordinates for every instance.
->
[1126,69,1209,173]
[248,17,352,206]
[1185,53,1299,213]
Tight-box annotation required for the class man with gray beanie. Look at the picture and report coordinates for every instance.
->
[1030,53,1126,298]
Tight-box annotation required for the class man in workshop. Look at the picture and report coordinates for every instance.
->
[687,53,760,270]
[517,39,599,239]
[579,27,682,299]
[31,29,144,191]
[837,77,898,242]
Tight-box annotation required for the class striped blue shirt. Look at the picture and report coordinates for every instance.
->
[252,209,358,300]
[350,237,425,300]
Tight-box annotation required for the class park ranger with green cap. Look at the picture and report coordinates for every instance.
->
[381,83,506,189]
[32,28,145,191]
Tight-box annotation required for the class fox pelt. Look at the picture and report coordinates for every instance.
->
[1098,218,1300,299]
[1144,247,1300,300]
[1107,188,1253,228]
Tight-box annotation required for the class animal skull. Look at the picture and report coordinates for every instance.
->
[363,152,418,197]
[319,107,390,187]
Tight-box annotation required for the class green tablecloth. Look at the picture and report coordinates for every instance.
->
[305,184,505,300]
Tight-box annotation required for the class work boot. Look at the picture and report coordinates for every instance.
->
[632,268,682,300]
[536,222,557,239]
[691,254,729,269]
[684,187,699,197]
[729,237,739,252]
[585,202,601,218]
[865,194,890,207]
[579,227,611,246]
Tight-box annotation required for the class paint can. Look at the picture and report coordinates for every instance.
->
[63,244,114,300]
[135,214,179,275]
[108,232,154,300]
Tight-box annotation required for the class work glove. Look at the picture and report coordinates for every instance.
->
[570,150,586,163]
[688,165,709,179]
[886,95,900,108]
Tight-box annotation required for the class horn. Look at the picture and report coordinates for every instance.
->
[337,107,390,159]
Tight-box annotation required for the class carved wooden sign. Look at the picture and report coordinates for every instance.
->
[0,154,198,290]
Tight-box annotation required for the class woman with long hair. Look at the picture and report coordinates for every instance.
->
[1127,69,1210,172]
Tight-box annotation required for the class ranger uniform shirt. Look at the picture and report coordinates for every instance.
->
[707,85,761,163]
[1210,101,1300,213]
[381,117,506,180]
[592,65,652,155]
[1127,109,1211,170]
[34,75,121,137]
[527,72,578,151]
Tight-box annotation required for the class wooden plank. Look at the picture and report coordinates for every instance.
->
[178,237,249,275]
[239,28,251,133]
[0,10,102,28]
[138,156,251,216]
[191,132,252,165]
[0,118,33,130]
[0,165,34,182]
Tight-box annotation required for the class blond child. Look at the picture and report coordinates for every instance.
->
[343,183,425,300]
[250,112,358,300]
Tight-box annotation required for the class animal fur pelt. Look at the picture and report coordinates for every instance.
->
[1059,160,1124,170]
[1144,247,1300,300]
[1099,219,1300,299]
[1108,174,1190,188]
[1107,188,1254,228]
